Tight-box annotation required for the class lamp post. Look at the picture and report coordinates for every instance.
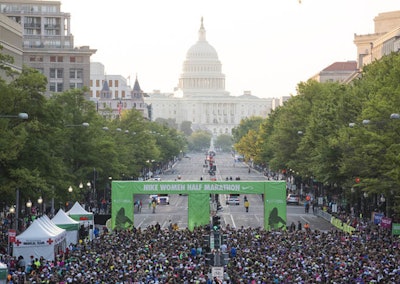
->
[26,199,32,214]
[0,113,28,120]
[37,196,43,216]
[107,176,112,199]
[65,122,89,127]
[66,186,74,210]
[25,199,32,230]
[9,206,15,230]
[362,192,368,219]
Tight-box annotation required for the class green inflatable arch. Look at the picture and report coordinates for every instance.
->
[111,180,286,231]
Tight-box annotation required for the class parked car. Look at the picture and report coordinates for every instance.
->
[286,194,300,205]
[226,194,240,205]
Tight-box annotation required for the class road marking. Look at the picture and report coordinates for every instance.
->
[229,214,236,228]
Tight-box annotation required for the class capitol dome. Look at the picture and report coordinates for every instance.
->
[178,18,228,97]
[186,33,218,60]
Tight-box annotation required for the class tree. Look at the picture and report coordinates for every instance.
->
[234,129,261,163]
[338,52,400,216]
[214,134,233,152]
[180,121,193,136]
[154,117,178,129]
[0,44,18,78]
[188,131,212,151]
[231,117,264,144]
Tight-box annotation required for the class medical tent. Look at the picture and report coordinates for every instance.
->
[52,209,79,245]
[66,202,94,240]
[13,218,66,262]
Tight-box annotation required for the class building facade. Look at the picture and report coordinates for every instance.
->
[310,61,358,83]
[0,0,96,96]
[145,18,274,136]
[0,13,22,79]
[354,10,400,69]
[90,62,149,120]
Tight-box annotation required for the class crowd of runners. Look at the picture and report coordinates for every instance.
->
[1,219,399,283]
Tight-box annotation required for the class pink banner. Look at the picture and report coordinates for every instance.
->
[381,217,392,229]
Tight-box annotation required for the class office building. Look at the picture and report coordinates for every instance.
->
[0,0,96,96]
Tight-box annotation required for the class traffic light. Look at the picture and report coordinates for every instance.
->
[214,235,220,249]
[221,234,228,245]
[212,216,221,231]
[202,234,210,251]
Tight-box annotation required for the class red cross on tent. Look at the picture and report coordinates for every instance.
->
[15,239,22,246]
[47,238,53,245]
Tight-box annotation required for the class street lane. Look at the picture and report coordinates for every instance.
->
[133,151,336,232]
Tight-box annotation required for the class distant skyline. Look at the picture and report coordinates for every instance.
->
[62,0,400,99]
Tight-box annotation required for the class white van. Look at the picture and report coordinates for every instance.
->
[149,194,169,205]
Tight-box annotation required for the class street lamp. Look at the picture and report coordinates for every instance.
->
[65,122,89,127]
[68,186,73,193]
[0,113,28,120]
[37,196,43,216]
[26,199,32,220]
[9,206,15,230]
[390,113,400,120]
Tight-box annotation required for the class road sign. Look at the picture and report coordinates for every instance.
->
[8,229,16,243]
[212,267,224,280]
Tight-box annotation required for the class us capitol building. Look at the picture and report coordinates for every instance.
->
[144,18,278,136]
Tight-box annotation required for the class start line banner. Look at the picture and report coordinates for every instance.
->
[111,180,286,231]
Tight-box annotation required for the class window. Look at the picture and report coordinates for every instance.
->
[69,69,83,79]
[29,56,43,62]
[71,55,84,63]
[50,56,63,62]
[49,82,63,92]
[50,68,63,78]
[69,82,83,89]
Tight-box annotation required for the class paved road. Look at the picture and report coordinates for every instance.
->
[133,152,336,232]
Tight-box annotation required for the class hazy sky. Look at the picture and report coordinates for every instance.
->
[62,0,400,99]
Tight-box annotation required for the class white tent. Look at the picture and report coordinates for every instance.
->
[13,218,66,262]
[52,209,79,245]
[37,216,66,236]
[66,202,94,240]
